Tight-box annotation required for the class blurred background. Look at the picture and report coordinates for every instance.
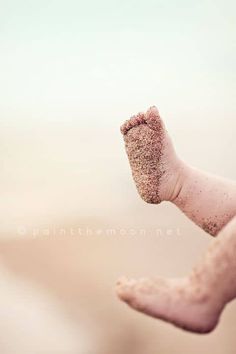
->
[0,0,236,353]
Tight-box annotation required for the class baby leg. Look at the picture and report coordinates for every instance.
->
[117,216,236,333]
[173,165,236,236]
[121,107,236,235]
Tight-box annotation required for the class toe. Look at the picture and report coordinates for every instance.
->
[116,277,166,314]
[120,115,135,135]
[120,112,145,135]
[116,277,135,299]
[145,106,164,132]
[116,277,147,311]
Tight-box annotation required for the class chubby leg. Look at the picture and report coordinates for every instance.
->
[121,107,236,235]
[173,165,236,235]
[116,216,236,334]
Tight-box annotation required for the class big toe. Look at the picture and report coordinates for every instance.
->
[145,106,164,131]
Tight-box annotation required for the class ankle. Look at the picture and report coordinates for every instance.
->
[167,158,188,203]
[189,270,226,313]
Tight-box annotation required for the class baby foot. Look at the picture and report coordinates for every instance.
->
[116,276,223,334]
[121,106,183,204]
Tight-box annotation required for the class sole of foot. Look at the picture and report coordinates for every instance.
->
[116,276,223,334]
[121,106,184,204]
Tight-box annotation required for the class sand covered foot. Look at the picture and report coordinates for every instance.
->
[116,276,222,334]
[121,106,183,204]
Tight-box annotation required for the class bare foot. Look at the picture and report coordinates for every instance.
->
[120,106,184,204]
[116,276,223,334]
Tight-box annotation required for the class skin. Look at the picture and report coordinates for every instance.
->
[120,106,236,236]
[117,215,236,333]
[117,106,236,333]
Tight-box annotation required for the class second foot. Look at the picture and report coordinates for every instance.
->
[116,276,223,334]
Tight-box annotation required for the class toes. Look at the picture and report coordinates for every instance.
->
[120,112,146,135]
[116,277,137,302]
[116,277,148,312]
[145,106,164,132]
[120,116,135,135]
[120,106,164,135]
[116,277,166,315]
